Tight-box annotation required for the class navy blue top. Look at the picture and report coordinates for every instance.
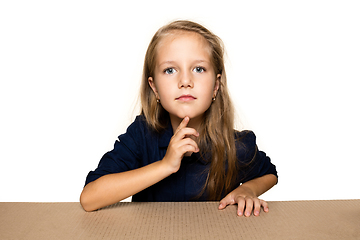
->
[85,115,277,202]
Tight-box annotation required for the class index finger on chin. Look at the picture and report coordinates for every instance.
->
[175,116,190,134]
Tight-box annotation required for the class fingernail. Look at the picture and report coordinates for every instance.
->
[238,211,243,216]
[245,211,250,217]
[254,211,259,216]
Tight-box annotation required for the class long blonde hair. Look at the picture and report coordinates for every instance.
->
[140,20,238,200]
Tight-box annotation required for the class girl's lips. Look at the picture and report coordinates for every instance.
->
[176,95,196,102]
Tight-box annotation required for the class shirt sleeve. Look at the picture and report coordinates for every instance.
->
[84,116,145,186]
[236,131,278,184]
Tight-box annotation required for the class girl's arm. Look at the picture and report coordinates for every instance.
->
[218,174,278,217]
[80,116,199,212]
[80,160,172,212]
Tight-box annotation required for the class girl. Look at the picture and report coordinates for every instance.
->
[80,20,278,216]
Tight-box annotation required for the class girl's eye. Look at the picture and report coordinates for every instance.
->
[164,68,177,75]
[193,67,205,73]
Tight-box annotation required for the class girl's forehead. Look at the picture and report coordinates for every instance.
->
[161,30,208,44]
[156,30,211,57]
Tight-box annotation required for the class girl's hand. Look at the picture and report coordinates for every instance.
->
[161,116,199,173]
[218,185,269,217]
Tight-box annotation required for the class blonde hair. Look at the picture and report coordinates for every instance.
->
[140,20,238,200]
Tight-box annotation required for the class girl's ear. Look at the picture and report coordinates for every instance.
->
[213,74,221,97]
[148,77,159,98]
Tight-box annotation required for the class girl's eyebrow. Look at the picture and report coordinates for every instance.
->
[158,60,210,67]
[192,60,210,65]
[158,61,176,67]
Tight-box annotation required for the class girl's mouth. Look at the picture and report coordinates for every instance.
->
[176,94,197,102]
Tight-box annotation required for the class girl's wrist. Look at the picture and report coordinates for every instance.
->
[159,157,179,175]
[235,184,257,198]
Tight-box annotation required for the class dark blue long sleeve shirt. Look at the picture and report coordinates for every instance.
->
[85,115,277,201]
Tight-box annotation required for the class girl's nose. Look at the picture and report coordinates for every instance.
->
[178,71,193,88]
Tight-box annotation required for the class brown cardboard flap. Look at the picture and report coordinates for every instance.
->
[1,200,359,239]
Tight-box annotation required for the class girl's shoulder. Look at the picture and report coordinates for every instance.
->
[133,114,147,124]
[119,115,155,142]
[234,130,257,160]
[126,115,152,133]
[234,130,256,145]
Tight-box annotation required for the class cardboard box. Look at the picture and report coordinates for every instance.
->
[0,200,359,239]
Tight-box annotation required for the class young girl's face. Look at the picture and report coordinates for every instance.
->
[149,31,220,126]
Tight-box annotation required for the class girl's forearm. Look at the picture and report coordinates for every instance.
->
[80,160,172,212]
[238,174,278,197]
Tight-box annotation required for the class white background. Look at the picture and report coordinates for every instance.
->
[1,0,359,202]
